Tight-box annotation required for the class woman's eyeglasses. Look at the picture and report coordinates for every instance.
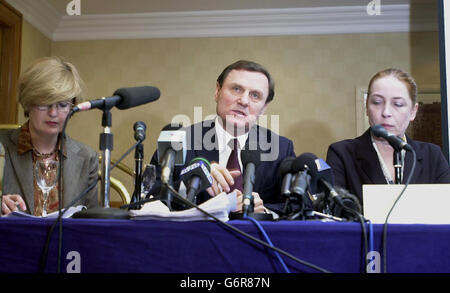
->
[35,101,73,113]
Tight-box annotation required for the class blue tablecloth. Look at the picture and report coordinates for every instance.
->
[1,217,449,273]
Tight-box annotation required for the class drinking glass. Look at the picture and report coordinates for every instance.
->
[34,160,58,217]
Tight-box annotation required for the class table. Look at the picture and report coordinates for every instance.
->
[1,217,449,273]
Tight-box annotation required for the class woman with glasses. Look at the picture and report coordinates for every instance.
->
[0,56,99,216]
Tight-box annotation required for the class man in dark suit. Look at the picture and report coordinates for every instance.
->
[148,60,295,213]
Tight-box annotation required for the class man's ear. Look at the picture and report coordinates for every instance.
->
[259,103,268,116]
[215,82,221,103]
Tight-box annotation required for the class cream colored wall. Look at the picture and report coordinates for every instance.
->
[20,26,440,201]
[18,20,52,123]
[51,32,439,159]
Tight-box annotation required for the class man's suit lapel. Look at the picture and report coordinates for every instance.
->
[192,119,219,163]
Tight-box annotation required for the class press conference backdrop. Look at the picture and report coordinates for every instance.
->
[439,0,450,162]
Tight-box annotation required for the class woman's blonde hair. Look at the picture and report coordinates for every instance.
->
[18,56,85,117]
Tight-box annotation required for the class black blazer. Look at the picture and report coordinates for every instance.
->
[148,120,296,207]
[326,129,450,204]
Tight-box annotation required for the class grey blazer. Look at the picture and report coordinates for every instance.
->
[0,128,99,215]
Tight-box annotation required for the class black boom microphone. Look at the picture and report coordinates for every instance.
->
[371,124,413,184]
[371,124,413,151]
[73,86,160,112]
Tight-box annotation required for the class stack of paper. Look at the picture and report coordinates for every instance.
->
[129,191,237,222]
[3,205,86,219]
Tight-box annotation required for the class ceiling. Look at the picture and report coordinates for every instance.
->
[6,0,438,41]
[47,0,422,15]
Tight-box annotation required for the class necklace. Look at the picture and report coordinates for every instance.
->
[33,147,56,159]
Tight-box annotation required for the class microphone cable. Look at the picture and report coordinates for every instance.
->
[40,118,143,273]
[367,219,374,272]
[327,186,369,272]
[54,109,74,273]
[382,148,417,273]
[243,214,290,273]
[164,183,331,273]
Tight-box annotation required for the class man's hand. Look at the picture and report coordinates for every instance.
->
[206,162,241,196]
[234,190,265,213]
[1,194,27,215]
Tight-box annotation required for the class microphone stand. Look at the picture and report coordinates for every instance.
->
[130,142,143,209]
[121,181,190,211]
[393,149,402,184]
[73,105,129,219]
[100,110,113,207]
[229,196,275,221]
[121,149,184,211]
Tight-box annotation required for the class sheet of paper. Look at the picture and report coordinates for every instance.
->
[129,191,237,222]
[3,205,86,219]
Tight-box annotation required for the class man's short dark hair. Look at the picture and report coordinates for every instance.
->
[216,60,275,104]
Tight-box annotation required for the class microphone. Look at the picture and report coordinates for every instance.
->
[289,155,312,198]
[371,124,413,151]
[180,157,213,204]
[157,123,187,185]
[73,86,160,112]
[329,187,362,221]
[131,121,146,206]
[133,121,147,141]
[279,156,295,198]
[298,152,362,220]
[156,123,186,211]
[241,149,261,216]
[293,153,336,196]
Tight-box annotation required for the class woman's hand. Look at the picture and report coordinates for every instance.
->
[1,194,27,215]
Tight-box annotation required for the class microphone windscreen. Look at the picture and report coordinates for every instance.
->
[292,152,318,173]
[161,122,183,131]
[180,157,213,193]
[279,156,295,177]
[189,157,211,172]
[157,123,187,166]
[241,149,261,168]
[133,121,146,131]
[114,86,160,110]
[371,124,388,138]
